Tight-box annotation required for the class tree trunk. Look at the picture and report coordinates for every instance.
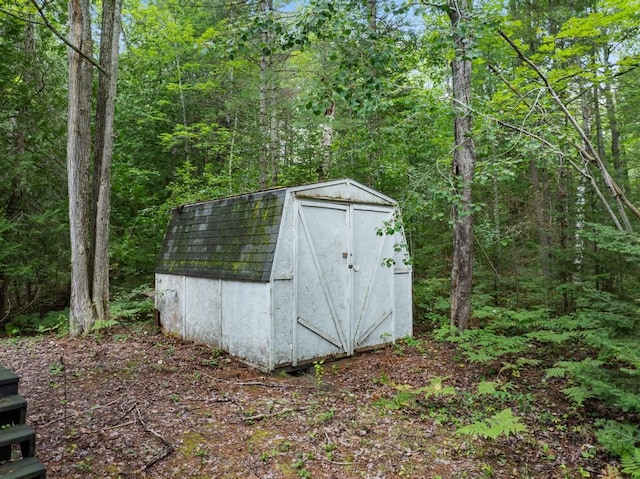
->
[529,158,553,281]
[603,82,627,192]
[320,102,335,179]
[92,0,123,325]
[67,0,95,336]
[258,0,274,188]
[67,0,122,335]
[448,0,476,331]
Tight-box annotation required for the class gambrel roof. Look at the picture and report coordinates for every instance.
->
[156,179,397,283]
[156,189,287,281]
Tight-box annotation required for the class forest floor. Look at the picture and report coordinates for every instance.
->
[0,321,625,479]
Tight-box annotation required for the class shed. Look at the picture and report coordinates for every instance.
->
[155,179,412,372]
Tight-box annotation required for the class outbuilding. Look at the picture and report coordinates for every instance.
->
[155,179,412,372]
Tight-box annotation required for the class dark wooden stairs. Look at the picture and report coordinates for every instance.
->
[0,367,45,478]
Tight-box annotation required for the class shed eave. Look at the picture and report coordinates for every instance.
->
[288,179,396,206]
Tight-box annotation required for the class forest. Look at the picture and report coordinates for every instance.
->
[1,0,640,477]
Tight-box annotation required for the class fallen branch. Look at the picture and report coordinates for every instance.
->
[42,394,126,427]
[113,401,138,426]
[135,404,174,472]
[89,419,136,435]
[202,373,314,389]
[244,406,309,423]
[321,456,353,466]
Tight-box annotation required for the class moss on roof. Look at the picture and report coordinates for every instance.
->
[156,189,286,281]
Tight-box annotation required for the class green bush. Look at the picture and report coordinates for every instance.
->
[5,309,69,336]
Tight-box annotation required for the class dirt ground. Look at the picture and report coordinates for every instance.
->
[0,322,623,478]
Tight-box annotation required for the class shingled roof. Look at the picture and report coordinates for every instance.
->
[156,189,287,281]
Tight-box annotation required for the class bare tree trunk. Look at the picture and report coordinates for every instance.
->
[320,102,335,179]
[529,158,552,281]
[92,0,123,325]
[603,82,627,192]
[448,0,476,331]
[67,0,95,336]
[258,0,273,188]
[67,0,122,335]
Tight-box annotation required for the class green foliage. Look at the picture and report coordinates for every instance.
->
[622,448,640,479]
[313,360,325,390]
[580,223,640,260]
[110,286,155,323]
[434,323,529,363]
[374,376,457,412]
[3,286,153,338]
[395,376,457,399]
[5,310,69,336]
[540,289,640,413]
[413,277,450,325]
[90,319,120,333]
[596,421,640,479]
[456,408,528,440]
[596,421,640,458]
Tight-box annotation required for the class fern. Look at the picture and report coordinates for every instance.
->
[416,377,457,399]
[552,358,640,412]
[393,377,457,400]
[524,330,577,343]
[596,421,640,458]
[435,326,529,363]
[379,377,457,412]
[621,448,640,479]
[90,318,120,332]
[456,408,527,439]
[545,366,568,379]
[560,386,595,406]
[476,381,498,395]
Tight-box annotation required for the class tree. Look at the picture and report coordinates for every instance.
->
[0,2,69,322]
[447,0,476,331]
[67,0,123,335]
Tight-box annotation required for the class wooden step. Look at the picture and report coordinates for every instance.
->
[0,456,46,479]
[0,367,20,397]
[0,395,27,427]
[0,423,36,458]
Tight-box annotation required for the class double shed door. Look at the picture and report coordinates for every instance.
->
[294,199,396,365]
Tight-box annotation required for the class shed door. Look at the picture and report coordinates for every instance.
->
[294,200,395,365]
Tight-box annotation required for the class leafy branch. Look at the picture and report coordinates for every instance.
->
[498,29,640,230]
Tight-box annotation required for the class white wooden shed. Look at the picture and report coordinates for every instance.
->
[155,179,412,372]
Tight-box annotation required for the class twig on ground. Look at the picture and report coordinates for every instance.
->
[89,419,137,434]
[135,404,174,471]
[244,406,309,423]
[42,394,126,427]
[113,401,138,426]
[202,373,315,389]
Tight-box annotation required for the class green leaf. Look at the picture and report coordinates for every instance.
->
[621,448,640,479]
[456,409,528,440]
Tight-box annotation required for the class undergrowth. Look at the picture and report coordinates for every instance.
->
[3,285,154,337]
[374,375,531,442]
[429,289,640,477]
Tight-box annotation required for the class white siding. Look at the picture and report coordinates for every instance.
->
[184,277,222,348]
[221,281,271,370]
[155,274,184,336]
